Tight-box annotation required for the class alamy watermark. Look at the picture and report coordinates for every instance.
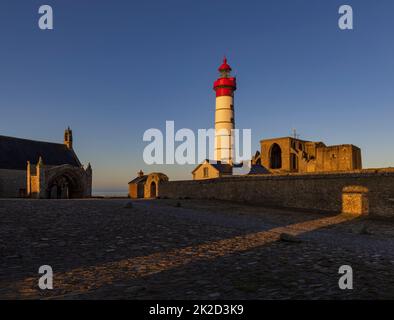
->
[143,120,251,162]
[38,5,53,30]
[38,265,53,290]
[338,5,353,30]
[37,4,353,31]
[338,265,353,290]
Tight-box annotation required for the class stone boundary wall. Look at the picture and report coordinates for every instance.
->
[160,169,394,217]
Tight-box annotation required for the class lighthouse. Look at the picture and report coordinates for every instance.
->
[213,57,237,164]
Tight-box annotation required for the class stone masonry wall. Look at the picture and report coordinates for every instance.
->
[160,169,394,217]
[0,169,26,198]
[315,145,362,172]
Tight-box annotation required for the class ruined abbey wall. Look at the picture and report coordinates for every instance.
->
[160,169,394,217]
[315,145,362,172]
[259,137,362,174]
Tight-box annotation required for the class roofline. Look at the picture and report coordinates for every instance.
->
[192,161,219,174]
[260,136,313,143]
[128,176,147,184]
[0,135,65,147]
[258,137,359,150]
[69,148,82,167]
[317,144,360,150]
[0,134,83,169]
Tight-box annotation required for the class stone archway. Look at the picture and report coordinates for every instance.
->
[48,175,70,199]
[46,167,84,199]
[144,173,169,199]
[270,143,282,169]
[150,181,157,198]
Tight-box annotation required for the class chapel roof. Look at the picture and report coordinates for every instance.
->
[0,135,81,170]
[128,175,148,184]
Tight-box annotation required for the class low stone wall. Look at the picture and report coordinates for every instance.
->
[0,169,26,198]
[160,169,394,217]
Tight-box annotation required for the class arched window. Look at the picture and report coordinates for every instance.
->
[270,143,282,169]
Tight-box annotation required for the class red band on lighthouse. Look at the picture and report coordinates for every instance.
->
[213,58,237,97]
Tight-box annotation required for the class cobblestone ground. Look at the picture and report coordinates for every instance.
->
[1,198,394,299]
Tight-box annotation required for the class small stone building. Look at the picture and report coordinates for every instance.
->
[192,159,269,180]
[0,128,92,199]
[128,171,168,199]
[258,137,362,174]
[192,160,233,180]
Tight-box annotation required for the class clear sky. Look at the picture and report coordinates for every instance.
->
[1,0,393,193]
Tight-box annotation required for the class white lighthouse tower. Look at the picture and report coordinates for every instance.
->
[213,57,237,164]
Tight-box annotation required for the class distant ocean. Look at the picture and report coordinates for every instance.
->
[92,190,128,197]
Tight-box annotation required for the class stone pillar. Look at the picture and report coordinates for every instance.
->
[85,163,92,197]
[342,186,369,216]
[36,157,46,199]
[26,161,31,197]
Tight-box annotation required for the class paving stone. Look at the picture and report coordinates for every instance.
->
[1,199,394,299]
[279,233,302,243]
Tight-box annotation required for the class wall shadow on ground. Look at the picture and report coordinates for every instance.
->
[0,199,368,299]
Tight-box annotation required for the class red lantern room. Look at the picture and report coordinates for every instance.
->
[213,57,237,97]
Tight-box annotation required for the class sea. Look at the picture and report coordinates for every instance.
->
[92,190,128,198]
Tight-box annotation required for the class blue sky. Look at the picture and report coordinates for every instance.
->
[1,0,393,192]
